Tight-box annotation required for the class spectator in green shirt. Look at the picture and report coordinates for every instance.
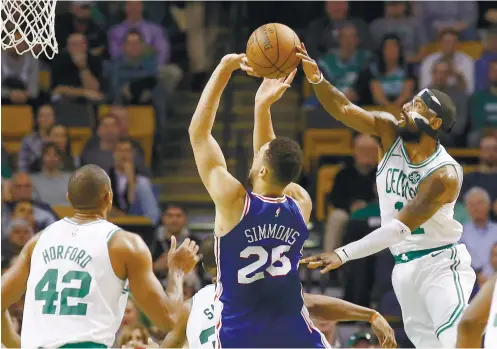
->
[318,23,371,103]
[469,59,497,146]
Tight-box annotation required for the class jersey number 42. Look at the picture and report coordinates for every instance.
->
[35,268,92,316]
[237,245,291,284]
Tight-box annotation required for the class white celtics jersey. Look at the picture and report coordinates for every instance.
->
[376,137,463,255]
[21,218,129,348]
[485,278,497,348]
[186,284,216,348]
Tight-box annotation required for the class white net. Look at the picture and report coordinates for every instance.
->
[1,0,58,59]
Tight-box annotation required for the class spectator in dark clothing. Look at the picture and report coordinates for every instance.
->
[48,125,78,171]
[51,33,104,103]
[324,134,378,252]
[1,219,33,269]
[30,125,78,173]
[305,0,371,58]
[460,135,497,220]
[475,27,497,92]
[81,114,149,175]
[469,59,497,146]
[369,34,415,108]
[6,172,58,231]
[110,29,158,104]
[108,137,160,224]
[369,1,424,63]
[1,48,39,105]
[56,1,107,57]
[18,104,56,172]
[428,59,469,146]
[150,205,192,270]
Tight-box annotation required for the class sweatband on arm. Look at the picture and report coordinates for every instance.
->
[334,219,411,263]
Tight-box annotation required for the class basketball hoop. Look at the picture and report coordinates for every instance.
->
[1,0,58,59]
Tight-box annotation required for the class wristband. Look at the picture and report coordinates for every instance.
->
[306,72,324,85]
[334,247,349,264]
[369,311,379,323]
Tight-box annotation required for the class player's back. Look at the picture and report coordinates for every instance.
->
[215,192,328,348]
[22,218,128,348]
[186,284,216,348]
[485,278,497,348]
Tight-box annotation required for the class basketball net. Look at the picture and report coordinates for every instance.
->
[1,0,58,59]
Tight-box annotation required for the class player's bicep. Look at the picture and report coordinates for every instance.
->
[396,166,459,231]
[125,234,174,331]
[191,135,245,206]
[1,235,38,311]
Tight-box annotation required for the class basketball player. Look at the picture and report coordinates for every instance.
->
[456,276,497,348]
[189,53,334,348]
[296,44,476,347]
[159,235,395,348]
[1,164,199,348]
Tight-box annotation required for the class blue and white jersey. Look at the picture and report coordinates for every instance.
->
[214,192,329,348]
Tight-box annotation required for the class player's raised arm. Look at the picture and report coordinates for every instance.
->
[159,300,192,348]
[304,294,396,348]
[456,276,495,348]
[189,54,249,209]
[109,231,198,332]
[301,165,459,272]
[296,44,396,140]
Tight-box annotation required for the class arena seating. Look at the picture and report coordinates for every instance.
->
[68,127,92,157]
[1,105,34,154]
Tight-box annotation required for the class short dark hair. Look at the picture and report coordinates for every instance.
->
[264,137,303,186]
[41,142,62,158]
[200,235,216,271]
[164,204,186,214]
[438,28,459,41]
[68,165,111,210]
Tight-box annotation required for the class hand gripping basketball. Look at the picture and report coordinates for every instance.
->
[296,44,323,84]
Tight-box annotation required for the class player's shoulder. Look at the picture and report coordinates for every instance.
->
[108,230,148,255]
[192,284,215,308]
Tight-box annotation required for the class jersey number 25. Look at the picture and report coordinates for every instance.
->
[238,245,291,284]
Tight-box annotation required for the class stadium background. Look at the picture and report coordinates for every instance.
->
[2,1,497,347]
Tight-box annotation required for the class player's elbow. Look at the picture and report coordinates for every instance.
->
[188,125,208,143]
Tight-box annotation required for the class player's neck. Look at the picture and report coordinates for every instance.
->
[252,182,285,198]
[70,211,106,224]
[402,136,439,165]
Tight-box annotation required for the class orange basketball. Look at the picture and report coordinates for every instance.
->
[246,23,301,79]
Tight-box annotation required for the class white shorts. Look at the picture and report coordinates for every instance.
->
[392,243,476,348]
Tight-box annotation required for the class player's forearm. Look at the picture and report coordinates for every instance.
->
[253,102,276,154]
[165,268,185,308]
[456,322,484,348]
[335,219,410,263]
[160,304,189,348]
[1,310,20,348]
[304,293,376,323]
[188,63,233,140]
[312,79,352,122]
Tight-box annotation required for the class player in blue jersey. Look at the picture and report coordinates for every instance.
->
[189,53,333,348]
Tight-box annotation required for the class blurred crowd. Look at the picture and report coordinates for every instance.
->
[2,1,497,348]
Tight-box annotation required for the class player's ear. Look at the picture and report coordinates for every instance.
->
[258,166,267,178]
[430,117,443,130]
[66,192,71,205]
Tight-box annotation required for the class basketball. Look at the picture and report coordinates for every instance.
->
[246,23,301,79]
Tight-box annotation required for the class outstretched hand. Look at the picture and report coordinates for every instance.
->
[167,236,200,274]
[220,54,260,77]
[371,313,397,348]
[255,69,297,107]
[299,251,343,274]
[296,43,323,84]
